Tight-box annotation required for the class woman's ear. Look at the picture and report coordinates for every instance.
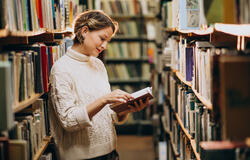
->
[81,26,89,36]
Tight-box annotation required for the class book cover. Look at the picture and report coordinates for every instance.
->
[0,61,14,130]
[110,87,153,114]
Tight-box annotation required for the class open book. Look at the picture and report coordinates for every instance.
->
[110,87,153,114]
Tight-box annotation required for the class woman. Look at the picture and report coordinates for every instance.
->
[49,10,149,160]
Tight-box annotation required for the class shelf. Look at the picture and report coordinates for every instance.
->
[0,29,73,45]
[174,113,201,160]
[174,70,212,110]
[174,113,192,140]
[214,23,250,37]
[164,23,250,37]
[33,136,52,160]
[190,140,200,160]
[13,93,43,113]
[192,88,212,110]
[175,72,192,87]
[0,29,9,38]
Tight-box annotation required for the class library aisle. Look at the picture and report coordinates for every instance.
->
[117,135,155,160]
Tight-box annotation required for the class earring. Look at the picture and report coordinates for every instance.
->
[77,31,85,44]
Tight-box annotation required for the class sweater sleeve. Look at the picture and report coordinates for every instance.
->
[50,70,92,132]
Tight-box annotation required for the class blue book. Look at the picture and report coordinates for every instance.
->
[185,47,194,81]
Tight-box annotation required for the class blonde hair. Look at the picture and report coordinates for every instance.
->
[73,10,118,44]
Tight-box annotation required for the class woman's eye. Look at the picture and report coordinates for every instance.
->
[100,37,105,41]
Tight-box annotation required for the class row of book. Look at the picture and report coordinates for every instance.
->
[159,70,250,159]
[106,42,156,60]
[106,63,151,80]
[163,36,247,104]
[161,0,204,30]
[116,21,140,37]
[0,0,84,32]
[0,98,50,160]
[160,117,250,160]
[106,42,141,59]
[100,0,159,16]
[0,43,65,106]
[115,21,157,39]
[161,0,249,30]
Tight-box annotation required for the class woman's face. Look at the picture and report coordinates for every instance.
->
[81,26,113,57]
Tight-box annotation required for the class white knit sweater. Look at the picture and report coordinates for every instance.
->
[49,47,119,160]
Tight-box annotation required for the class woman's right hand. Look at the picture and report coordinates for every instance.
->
[102,89,134,105]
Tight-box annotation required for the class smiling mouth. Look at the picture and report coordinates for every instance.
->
[97,48,101,52]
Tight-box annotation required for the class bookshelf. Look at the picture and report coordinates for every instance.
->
[154,0,250,159]
[99,0,160,132]
[0,0,85,159]
[33,136,52,160]
[174,70,212,110]
[13,93,44,113]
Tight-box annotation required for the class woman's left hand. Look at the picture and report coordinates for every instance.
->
[127,97,150,113]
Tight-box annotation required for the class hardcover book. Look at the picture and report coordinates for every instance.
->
[110,87,153,114]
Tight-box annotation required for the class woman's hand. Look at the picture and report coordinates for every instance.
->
[126,97,150,114]
[102,89,134,105]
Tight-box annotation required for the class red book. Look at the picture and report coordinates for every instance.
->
[37,0,43,28]
[49,46,54,67]
[41,46,48,92]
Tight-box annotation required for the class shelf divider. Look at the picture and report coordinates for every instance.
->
[33,136,52,160]
[13,93,43,113]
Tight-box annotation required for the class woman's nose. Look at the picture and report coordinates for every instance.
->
[101,41,108,50]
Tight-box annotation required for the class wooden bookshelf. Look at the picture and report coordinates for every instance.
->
[174,113,192,140]
[0,29,9,38]
[174,113,201,160]
[13,93,43,113]
[0,29,73,45]
[192,88,212,110]
[174,70,213,110]
[214,23,250,37]
[33,136,52,160]
[190,140,200,160]
[169,132,180,158]
[175,71,192,87]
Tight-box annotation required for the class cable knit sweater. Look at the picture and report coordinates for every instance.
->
[49,47,120,160]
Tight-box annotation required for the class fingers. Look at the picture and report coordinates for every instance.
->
[113,89,134,101]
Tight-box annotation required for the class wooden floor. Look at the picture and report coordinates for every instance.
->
[117,135,155,160]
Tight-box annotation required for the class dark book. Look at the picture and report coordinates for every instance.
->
[219,55,250,140]
[185,47,194,81]
[0,137,9,160]
[110,87,153,114]
[200,141,247,160]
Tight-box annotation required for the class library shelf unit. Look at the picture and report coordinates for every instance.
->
[174,70,212,110]
[162,96,201,160]
[157,22,250,160]
[13,93,44,113]
[33,136,52,160]
[0,29,73,45]
[174,113,200,160]
[161,116,180,158]
[0,28,70,159]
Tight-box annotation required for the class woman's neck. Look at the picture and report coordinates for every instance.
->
[71,44,89,56]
